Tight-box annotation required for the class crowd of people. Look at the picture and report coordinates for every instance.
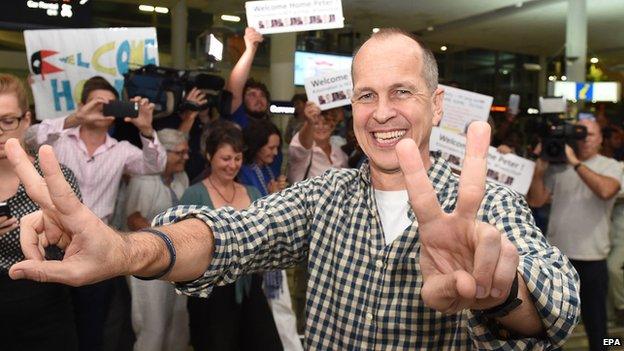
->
[0,25,621,351]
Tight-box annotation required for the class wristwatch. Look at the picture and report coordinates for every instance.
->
[476,273,523,319]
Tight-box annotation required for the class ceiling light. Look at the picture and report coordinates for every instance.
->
[427,26,434,31]
[154,6,168,14]
[139,4,154,12]
[221,14,241,22]
[590,57,599,64]
[440,45,447,51]
[561,75,567,81]
[548,75,556,81]
[372,27,380,33]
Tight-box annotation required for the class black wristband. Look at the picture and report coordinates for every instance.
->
[574,163,583,171]
[133,228,177,281]
[476,273,523,319]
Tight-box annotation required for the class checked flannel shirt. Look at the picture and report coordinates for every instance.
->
[154,155,580,350]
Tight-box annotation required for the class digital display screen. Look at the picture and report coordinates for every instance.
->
[294,51,352,86]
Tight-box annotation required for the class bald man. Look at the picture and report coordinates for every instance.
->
[528,118,622,351]
[6,28,580,350]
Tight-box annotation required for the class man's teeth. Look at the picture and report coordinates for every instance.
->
[373,130,406,143]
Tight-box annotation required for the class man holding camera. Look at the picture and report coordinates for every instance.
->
[27,76,166,224]
[527,118,622,351]
[26,75,166,351]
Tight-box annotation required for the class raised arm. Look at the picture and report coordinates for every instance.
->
[526,158,551,208]
[225,27,264,113]
[29,97,111,147]
[4,138,214,284]
[565,145,621,200]
[297,101,322,149]
[5,137,313,289]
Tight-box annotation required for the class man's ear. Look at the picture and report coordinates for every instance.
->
[431,87,444,126]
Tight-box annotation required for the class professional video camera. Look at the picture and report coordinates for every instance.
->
[178,70,232,115]
[123,64,232,119]
[530,97,587,163]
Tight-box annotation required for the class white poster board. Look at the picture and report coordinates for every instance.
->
[429,127,535,195]
[508,94,520,115]
[24,27,159,119]
[304,69,352,110]
[439,84,493,135]
[245,0,344,34]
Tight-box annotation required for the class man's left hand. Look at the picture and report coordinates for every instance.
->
[126,96,155,137]
[180,88,208,122]
[564,144,580,167]
[396,121,520,314]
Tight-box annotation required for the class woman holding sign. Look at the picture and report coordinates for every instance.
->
[287,102,348,183]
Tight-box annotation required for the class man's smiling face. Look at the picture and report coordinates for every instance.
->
[351,33,444,175]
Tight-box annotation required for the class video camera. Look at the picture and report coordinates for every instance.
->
[123,64,232,119]
[531,97,587,163]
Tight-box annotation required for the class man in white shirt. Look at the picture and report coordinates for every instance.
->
[528,119,622,351]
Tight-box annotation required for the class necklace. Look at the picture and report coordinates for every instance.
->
[207,177,236,204]
[252,163,275,196]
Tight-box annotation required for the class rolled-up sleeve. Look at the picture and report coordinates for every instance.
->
[152,176,319,297]
[467,186,580,350]
[123,132,167,175]
[26,116,68,148]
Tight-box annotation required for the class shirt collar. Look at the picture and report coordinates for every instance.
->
[67,126,118,149]
[359,150,451,196]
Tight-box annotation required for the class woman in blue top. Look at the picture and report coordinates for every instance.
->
[180,121,282,351]
[239,120,304,351]
[238,119,287,197]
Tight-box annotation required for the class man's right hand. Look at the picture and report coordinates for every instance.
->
[66,97,113,128]
[244,27,264,51]
[303,101,322,125]
[5,138,129,286]
[268,175,288,193]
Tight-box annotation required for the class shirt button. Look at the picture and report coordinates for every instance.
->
[375,259,384,268]
[365,312,374,321]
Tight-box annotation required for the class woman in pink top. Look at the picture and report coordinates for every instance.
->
[287,102,348,183]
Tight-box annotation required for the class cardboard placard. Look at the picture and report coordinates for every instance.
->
[438,84,493,135]
[245,0,344,34]
[430,127,535,195]
[304,69,352,110]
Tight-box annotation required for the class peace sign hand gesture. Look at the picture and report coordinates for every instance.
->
[396,122,519,314]
[5,139,129,286]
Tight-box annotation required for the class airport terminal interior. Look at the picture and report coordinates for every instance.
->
[1,1,624,350]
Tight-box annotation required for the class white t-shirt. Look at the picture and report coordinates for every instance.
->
[545,154,623,260]
[374,189,412,245]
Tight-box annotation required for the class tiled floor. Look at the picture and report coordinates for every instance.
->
[563,322,624,351]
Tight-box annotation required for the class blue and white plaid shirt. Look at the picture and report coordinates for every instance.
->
[154,155,580,350]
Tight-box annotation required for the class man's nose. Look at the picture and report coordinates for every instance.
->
[372,96,396,123]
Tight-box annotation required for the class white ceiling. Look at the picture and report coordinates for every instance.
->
[42,0,624,72]
[171,0,624,69]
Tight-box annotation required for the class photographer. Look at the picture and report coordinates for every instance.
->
[26,75,166,351]
[527,118,621,351]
